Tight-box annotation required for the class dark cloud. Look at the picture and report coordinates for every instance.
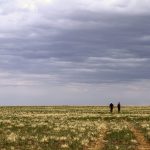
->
[0,0,150,104]
[1,12,150,83]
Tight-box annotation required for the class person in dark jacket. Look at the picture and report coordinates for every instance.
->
[109,103,114,113]
[117,102,121,113]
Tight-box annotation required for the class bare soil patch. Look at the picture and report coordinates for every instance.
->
[128,123,150,150]
[85,125,107,150]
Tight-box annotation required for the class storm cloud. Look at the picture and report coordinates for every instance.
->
[0,0,150,105]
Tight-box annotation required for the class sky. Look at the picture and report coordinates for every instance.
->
[0,0,150,105]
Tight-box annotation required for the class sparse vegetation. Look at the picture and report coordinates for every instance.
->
[0,106,150,149]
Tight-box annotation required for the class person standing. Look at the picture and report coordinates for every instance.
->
[109,103,114,113]
[117,102,121,113]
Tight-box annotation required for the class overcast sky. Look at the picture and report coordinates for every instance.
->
[0,0,150,105]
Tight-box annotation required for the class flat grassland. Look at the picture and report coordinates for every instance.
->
[0,106,150,150]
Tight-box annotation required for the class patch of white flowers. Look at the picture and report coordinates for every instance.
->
[138,121,150,140]
[1,106,149,149]
[7,133,18,142]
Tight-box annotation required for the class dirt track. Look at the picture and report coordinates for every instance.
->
[87,122,150,150]
[128,123,150,150]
